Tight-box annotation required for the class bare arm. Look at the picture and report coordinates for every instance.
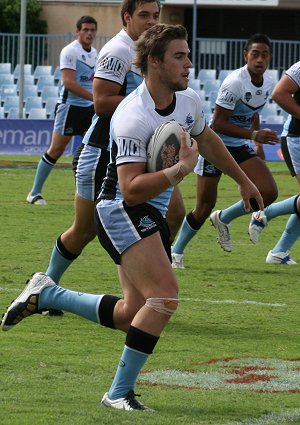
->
[272,75,300,120]
[212,104,278,145]
[195,126,264,212]
[93,77,125,117]
[61,69,93,101]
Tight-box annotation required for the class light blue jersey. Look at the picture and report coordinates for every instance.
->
[215,65,275,147]
[59,39,97,107]
[281,61,300,137]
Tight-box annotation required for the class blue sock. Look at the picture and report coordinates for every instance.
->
[219,200,246,224]
[31,156,55,196]
[172,217,198,254]
[108,345,148,400]
[265,195,299,221]
[39,286,103,323]
[272,214,300,253]
[46,239,78,284]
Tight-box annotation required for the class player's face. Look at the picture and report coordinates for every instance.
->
[244,43,271,82]
[77,23,97,49]
[125,2,160,41]
[158,39,192,92]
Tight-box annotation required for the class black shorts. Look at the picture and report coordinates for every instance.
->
[195,144,257,177]
[54,104,94,136]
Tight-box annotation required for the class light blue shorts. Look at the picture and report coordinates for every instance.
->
[75,144,110,201]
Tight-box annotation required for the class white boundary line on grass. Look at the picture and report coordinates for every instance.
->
[179,298,287,307]
[226,408,300,425]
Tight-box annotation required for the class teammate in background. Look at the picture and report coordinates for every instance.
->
[172,33,279,268]
[1,24,263,411]
[26,16,98,205]
[248,60,300,265]
[42,0,166,289]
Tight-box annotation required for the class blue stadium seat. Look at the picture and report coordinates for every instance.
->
[36,75,55,94]
[188,78,200,91]
[0,85,17,103]
[41,86,58,103]
[260,103,279,121]
[24,96,43,115]
[6,107,20,119]
[54,66,61,82]
[0,63,12,74]
[207,90,219,104]
[33,65,53,79]
[45,97,57,117]
[218,70,233,82]
[27,107,47,119]
[13,64,33,78]
[202,79,221,94]
[0,74,15,85]
[19,84,39,99]
[0,106,4,118]
[3,96,20,114]
[265,69,279,82]
[265,115,284,124]
[198,69,217,82]
[16,75,35,87]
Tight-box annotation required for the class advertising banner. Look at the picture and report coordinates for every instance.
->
[164,0,279,5]
[0,119,82,156]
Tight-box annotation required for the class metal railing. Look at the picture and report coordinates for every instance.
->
[194,37,300,75]
[0,33,111,71]
[1,33,300,75]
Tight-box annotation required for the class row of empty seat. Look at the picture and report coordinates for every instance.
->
[0,63,60,119]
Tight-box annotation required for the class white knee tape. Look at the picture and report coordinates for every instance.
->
[146,298,178,316]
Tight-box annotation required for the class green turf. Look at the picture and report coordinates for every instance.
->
[0,157,300,425]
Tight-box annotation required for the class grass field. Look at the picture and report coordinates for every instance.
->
[1,157,300,425]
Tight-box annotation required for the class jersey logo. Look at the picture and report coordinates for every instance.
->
[138,216,156,232]
[82,55,86,62]
[185,113,194,126]
[244,92,252,102]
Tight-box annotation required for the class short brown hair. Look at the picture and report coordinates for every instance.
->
[134,24,188,75]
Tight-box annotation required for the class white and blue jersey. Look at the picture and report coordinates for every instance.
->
[281,61,300,137]
[59,39,97,107]
[82,29,143,149]
[215,64,275,147]
[99,81,206,217]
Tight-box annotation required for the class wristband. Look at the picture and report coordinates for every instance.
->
[251,130,258,141]
[163,162,188,186]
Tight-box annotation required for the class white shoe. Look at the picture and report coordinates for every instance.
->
[266,250,297,265]
[26,192,47,205]
[1,272,55,331]
[210,210,232,252]
[171,253,185,269]
[248,211,268,244]
[101,390,148,411]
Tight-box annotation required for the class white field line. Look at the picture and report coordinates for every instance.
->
[0,287,24,292]
[179,298,287,307]
[226,408,300,425]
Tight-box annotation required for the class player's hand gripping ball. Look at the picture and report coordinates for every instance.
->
[147,121,192,172]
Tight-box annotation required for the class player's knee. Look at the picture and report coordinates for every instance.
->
[146,297,179,316]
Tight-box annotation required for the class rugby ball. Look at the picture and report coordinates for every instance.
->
[147,121,191,173]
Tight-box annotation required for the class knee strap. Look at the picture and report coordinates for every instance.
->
[146,297,178,316]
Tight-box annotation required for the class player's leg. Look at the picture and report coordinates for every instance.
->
[172,156,221,265]
[249,136,300,247]
[27,131,72,205]
[166,186,185,244]
[172,174,220,265]
[218,153,278,225]
[103,232,178,409]
[46,144,110,283]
